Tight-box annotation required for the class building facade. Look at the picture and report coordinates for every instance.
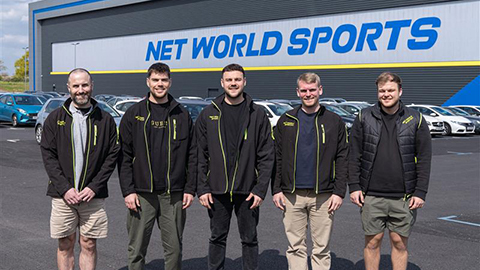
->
[29,0,480,105]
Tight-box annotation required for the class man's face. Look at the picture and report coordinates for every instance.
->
[67,71,92,107]
[147,72,171,100]
[297,80,322,108]
[221,71,246,99]
[378,81,402,109]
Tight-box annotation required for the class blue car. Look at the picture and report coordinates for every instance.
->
[0,93,43,126]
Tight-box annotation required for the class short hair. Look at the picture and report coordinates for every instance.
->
[147,62,171,78]
[376,72,402,89]
[297,72,321,88]
[67,68,92,84]
[222,63,245,77]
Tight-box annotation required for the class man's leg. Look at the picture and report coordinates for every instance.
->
[127,193,158,270]
[310,192,334,270]
[283,191,308,270]
[158,191,185,270]
[389,231,409,270]
[208,194,233,270]
[234,194,259,270]
[79,236,97,270]
[57,233,76,270]
[364,233,384,270]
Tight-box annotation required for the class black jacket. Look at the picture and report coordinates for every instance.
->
[41,98,120,198]
[272,105,349,197]
[348,102,432,200]
[118,94,196,197]
[196,93,275,199]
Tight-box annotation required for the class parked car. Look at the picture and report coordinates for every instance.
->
[95,94,116,102]
[444,107,480,134]
[0,93,43,126]
[422,114,445,136]
[408,104,474,135]
[336,102,372,116]
[318,97,347,103]
[254,101,293,127]
[178,96,203,100]
[35,98,121,144]
[320,103,355,133]
[177,99,210,122]
[106,96,141,107]
[449,105,480,117]
[113,99,142,115]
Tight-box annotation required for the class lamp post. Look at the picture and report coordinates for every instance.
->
[22,46,29,91]
[71,42,80,68]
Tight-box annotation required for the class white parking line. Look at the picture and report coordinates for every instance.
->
[447,151,473,155]
[7,139,20,143]
[438,215,480,227]
[8,128,25,130]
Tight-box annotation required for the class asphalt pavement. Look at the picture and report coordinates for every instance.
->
[0,124,479,270]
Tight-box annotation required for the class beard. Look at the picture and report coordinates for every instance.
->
[380,98,400,109]
[225,87,243,100]
[150,88,168,100]
[72,92,91,107]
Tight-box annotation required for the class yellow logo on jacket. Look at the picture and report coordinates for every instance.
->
[135,116,145,121]
[57,120,66,126]
[151,120,167,129]
[283,121,295,127]
[402,115,414,124]
[209,115,219,121]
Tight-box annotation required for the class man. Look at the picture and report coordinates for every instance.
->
[349,72,432,270]
[41,68,120,270]
[272,73,348,270]
[196,63,274,270]
[118,62,196,270]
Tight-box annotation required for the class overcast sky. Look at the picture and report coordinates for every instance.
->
[1,0,36,75]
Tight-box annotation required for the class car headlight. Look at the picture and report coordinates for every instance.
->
[476,120,480,124]
[426,121,431,125]
[18,108,27,114]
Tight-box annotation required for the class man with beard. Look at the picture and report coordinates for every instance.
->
[118,62,196,270]
[196,63,274,270]
[272,73,348,270]
[41,68,120,270]
[349,72,431,270]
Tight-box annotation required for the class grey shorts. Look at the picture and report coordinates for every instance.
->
[50,198,108,239]
[361,195,416,237]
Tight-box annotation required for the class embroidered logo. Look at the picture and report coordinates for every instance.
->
[135,116,145,121]
[151,120,167,129]
[209,115,219,121]
[283,121,295,127]
[57,120,66,126]
[402,115,414,124]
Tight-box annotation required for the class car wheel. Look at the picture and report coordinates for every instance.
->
[35,125,43,144]
[12,114,18,127]
[443,123,452,136]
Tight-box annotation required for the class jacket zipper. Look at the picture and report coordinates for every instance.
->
[173,118,177,140]
[315,117,320,193]
[286,113,300,193]
[144,102,153,192]
[80,117,92,190]
[212,102,229,193]
[229,128,248,200]
[94,124,97,146]
[167,116,172,194]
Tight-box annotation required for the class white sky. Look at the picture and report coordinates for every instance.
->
[1,0,36,75]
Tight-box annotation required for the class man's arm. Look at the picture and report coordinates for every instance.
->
[117,109,137,197]
[40,112,72,196]
[413,114,432,201]
[348,114,365,207]
[184,114,197,196]
[332,117,349,198]
[251,111,275,200]
[82,115,121,199]
[195,110,211,197]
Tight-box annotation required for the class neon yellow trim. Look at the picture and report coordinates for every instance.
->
[212,102,229,193]
[333,161,336,180]
[94,124,97,146]
[167,116,171,194]
[80,117,92,190]
[50,61,480,75]
[116,126,119,144]
[321,124,325,144]
[70,119,76,186]
[345,125,349,143]
[418,113,423,130]
[144,101,153,192]
[315,115,320,194]
[173,118,177,140]
[286,113,299,193]
[244,128,248,140]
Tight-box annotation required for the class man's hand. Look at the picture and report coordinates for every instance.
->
[183,193,194,209]
[63,188,81,205]
[125,193,141,212]
[409,196,425,210]
[328,194,343,214]
[350,190,364,207]
[273,192,286,211]
[199,193,213,209]
[78,187,96,203]
[246,193,263,209]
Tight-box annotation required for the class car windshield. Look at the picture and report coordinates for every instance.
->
[448,107,469,116]
[267,104,293,116]
[181,103,207,121]
[97,102,120,117]
[14,95,43,105]
[324,105,351,116]
[432,107,454,116]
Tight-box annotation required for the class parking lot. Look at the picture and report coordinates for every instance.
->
[0,124,479,270]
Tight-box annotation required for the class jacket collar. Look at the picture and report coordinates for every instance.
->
[63,97,99,116]
[145,92,180,113]
[371,100,406,119]
[211,92,254,111]
[287,103,326,118]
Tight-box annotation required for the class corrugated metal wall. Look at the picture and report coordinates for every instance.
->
[39,0,479,105]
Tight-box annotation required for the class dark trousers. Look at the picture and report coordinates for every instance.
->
[208,193,260,270]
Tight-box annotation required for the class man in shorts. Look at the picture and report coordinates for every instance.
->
[348,72,432,270]
[41,68,120,270]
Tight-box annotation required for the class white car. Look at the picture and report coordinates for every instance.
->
[449,105,480,117]
[113,99,141,115]
[254,101,293,127]
[422,114,445,135]
[408,104,474,135]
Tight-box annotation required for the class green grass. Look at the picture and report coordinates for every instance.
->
[0,81,29,92]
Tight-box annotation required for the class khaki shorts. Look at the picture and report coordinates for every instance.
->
[361,195,416,237]
[50,198,108,239]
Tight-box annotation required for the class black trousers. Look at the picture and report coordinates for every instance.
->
[208,193,260,270]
